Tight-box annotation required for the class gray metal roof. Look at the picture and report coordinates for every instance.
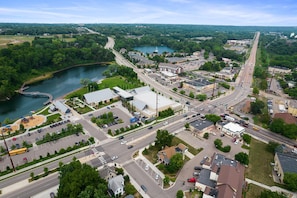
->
[108,175,124,194]
[113,86,134,99]
[52,100,70,114]
[130,86,151,95]
[130,99,147,111]
[84,88,117,104]
[190,120,213,131]
[276,152,297,174]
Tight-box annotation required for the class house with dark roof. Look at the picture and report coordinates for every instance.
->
[274,113,297,125]
[108,175,125,197]
[189,119,214,134]
[157,143,188,165]
[274,152,297,183]
[195,153,245,198]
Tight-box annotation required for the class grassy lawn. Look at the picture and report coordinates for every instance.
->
[143,145,159,164]
[185,190,203,198]
[172,136,203,155]
[0,35,35,48]
[65,87,89,99]
[98,76,143,90]
[244,183,264,198]
[37,107,51,116]
[245,138,275,186]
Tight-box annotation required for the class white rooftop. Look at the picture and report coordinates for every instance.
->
[223,122,245,133]
[161,71,177,77]
[134,91,175,110]
[113,86,133,98]
[84,88,117,104]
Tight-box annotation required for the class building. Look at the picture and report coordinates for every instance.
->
[159,63,183,74]
[189,119,214,134]
[274,152,297,183]
[83,88,119,107]
[195,153,245,198]
[99,165,117,181]
[183,78,215,92]
[108,175,125,197]
[221,122,245,137]
[274,113,297,125]
[129,86,182,118]
[51,100,70,114]
[157,143,188,165]
[288,100,297,117]
[113,86,134,101]
[268,66,291,75]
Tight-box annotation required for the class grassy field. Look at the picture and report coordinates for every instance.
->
[97,76,143,90]
[0,35,35,48]
[172,136,203,155]
[245,138,275,186]
[244,183,265,198]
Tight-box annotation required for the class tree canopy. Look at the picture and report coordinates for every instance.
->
[235,152,249,165]
[259,190,287,198]
[155,129,174,150]
[166,153,183,173]
[284,173,297,192]
[205,114,221,125]
[57,160,108,198]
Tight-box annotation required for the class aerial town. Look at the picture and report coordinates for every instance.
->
[0,3,297,198]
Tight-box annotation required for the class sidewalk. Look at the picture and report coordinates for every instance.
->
[246,178,297,198]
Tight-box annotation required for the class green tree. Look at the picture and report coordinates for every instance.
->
[176,190,184,198]
[196,94,207,101]
[172,87,177,92]
[166,153,183,173]
[180,90,185,95]
[30,172,35,180]
[266,141,280,153]
[253,87,259,95]
[259,190,287,198]
[284,173,297,192]
[203,133,209,139]
[269,118,285,134]
[124,183,137,195]
[189,91,195,98]
[155,130,174,150]
[44,167,49,176]
[242,134,251,144]
[205,114,221,125]
[184,123,190,130]
[214,139,223,148]
[250,99,265,115]
[235,152,249,165]
[163,176,170,186]
[57,160,107,198]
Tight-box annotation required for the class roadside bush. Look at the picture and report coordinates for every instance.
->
[203,133,209,139]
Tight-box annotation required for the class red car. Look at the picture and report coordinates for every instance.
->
[187,177,196,183]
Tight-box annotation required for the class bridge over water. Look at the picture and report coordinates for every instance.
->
[19,86,53,105]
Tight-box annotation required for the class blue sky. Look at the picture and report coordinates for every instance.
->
[1,0,297,26]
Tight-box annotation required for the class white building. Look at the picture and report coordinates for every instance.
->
[221,122,245,137]
[108,175,124,197]
[51,100,70,114]
[129,86,182,118]
[83,88,119,107]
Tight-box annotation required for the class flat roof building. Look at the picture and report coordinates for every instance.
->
[221,122,245,137]
[52,100,70,114]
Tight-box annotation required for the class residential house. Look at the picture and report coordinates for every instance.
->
[157,143,188,165]
[108,175,125,197]
[288,100,297,117]
[195,153,245,198]
[274,152,297,183]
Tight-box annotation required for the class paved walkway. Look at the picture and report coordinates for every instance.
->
[246,178,297,198]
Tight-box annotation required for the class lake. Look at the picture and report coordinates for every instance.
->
[0,65,107,123]
[134,46,174,54]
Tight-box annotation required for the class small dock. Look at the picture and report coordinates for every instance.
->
[19,86,53,105]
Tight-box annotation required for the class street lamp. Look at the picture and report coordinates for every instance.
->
[0,123,16,172]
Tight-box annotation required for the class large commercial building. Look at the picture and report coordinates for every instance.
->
[221,122,245,137]
[129,86,182,118]
[274,152,297,183]
[83,88,119,107]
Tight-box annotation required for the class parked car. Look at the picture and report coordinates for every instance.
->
[15,143,21,149]
[141,185,147,192]
[118,136,124,140]
[127,145,133,149]
[145,164,149,171]
[194,166,202,170]
[187,177,196,183]
[148,126,153,129]
[155,174,159,180]
[193,172,200,176]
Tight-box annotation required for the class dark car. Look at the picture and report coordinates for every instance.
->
[148,126,153,130]
[15,143,21,149]
[118,136,124,140]
[127,145,133,149]
[194,166,202,170]
[50,192,55,198]
[141,185,147,192]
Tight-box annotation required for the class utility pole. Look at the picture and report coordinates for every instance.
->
[0,123,16,172]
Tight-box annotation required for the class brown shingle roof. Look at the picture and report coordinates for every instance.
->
[274,113,297,124]
[217,165,245,198]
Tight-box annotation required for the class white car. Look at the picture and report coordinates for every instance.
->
[145,164,149,171]
[155,174,159,180]
[120,140,127,144]
[111,156,118,160]
[163,121,168,126]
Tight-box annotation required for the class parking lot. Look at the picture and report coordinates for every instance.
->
[136,159,162,186]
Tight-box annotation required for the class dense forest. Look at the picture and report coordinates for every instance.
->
[0,34,114,100]
[0,23,81,35]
